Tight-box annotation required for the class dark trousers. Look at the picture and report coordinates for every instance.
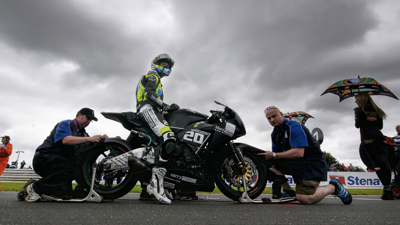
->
[359,141,391,186]
[32,152,78,197]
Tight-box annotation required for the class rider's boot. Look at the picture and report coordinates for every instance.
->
[145,132,182,205]
[147,166,171,204]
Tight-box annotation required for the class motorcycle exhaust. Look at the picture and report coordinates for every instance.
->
[128,156,150,171]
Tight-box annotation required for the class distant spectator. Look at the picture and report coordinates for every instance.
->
[27,166,32,169]
[329,165,336,171]
[393,125,400,156]
[10,161,17,169]
[340,163,347,172]
[6,163,10,168]
[347,163,355,172]
[20,160,26,169]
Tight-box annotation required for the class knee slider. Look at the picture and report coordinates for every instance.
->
[160,132,182,159]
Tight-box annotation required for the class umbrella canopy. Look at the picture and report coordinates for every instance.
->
[321,76,399,102]
[283,111,314,124]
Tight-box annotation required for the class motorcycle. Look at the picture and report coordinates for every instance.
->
[76,101,268,201]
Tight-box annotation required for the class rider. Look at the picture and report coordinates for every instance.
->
[102,54,181,203]
[135,53,182,204]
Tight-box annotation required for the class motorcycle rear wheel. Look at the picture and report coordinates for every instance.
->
[214,150,268,201]
[76,141,138,200]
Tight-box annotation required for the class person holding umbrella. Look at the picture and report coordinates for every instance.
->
[354,92,393,200]
[322,76,399,199]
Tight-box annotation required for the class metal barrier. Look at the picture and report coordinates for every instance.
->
[1,169,41,183]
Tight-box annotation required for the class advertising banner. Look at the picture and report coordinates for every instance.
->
[266,172,395,189]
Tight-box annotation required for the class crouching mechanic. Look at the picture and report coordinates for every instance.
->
[18,108,108,202]
[258,106,352,205]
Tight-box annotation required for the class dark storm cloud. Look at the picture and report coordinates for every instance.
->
[168,0,388,113]
[0,0,144,80]
[173,0,377,74]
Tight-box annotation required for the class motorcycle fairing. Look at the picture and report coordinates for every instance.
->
[165,109,209,129]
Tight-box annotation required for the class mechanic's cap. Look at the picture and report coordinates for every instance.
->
[77,107,98,121]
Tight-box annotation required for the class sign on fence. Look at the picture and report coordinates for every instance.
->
[267,172,393,189]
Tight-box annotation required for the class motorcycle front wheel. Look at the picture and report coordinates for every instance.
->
[214,150,268,201]
[76,141,138,200]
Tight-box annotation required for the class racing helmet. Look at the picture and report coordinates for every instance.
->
[150,53,175,77]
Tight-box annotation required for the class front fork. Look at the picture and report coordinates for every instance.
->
[228,141,256,203]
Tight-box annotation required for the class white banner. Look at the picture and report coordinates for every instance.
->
[266,172,395,189]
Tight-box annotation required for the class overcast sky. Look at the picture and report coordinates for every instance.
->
[1,0,399,169]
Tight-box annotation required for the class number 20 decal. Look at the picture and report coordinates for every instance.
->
[183,131,207,145]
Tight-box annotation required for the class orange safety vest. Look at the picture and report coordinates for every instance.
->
[0,142,13,161]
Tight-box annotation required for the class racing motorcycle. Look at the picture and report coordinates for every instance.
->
[76,101,268,201]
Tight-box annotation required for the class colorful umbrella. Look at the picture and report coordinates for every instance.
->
[321,76,399,102]
[283,111,314,125]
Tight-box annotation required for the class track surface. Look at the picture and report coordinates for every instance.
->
[1,192,399,224]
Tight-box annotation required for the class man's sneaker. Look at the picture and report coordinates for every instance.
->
[381,190,395,200]
[147,167,171,204]
[329,178,352,205]
[25,184,41,203]
[281,189,296,198]
[272,190,296,201]
[72,185,89,199]
[17,179,35,201]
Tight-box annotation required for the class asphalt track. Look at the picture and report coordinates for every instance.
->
[0,192,399,224]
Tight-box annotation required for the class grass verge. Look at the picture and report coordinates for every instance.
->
[0,182,383,195]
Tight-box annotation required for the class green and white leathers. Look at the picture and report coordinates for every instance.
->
[135,53,178,205]
[136,70,165,111]
[136,70,173,136]
[135,53,177,138]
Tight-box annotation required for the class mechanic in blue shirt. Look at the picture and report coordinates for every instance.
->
[258,106,352,205]
[18,108,108,202]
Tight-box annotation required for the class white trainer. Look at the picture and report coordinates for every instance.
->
[147,167,171,204]
[25,183,41,203]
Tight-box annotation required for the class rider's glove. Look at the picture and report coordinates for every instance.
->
[168,103,180,111]
[163,103,180,112]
